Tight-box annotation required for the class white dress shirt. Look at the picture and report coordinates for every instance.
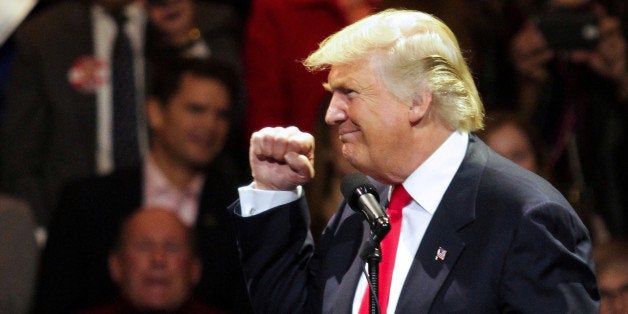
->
[142,155,204,226]
[92,2,148,175]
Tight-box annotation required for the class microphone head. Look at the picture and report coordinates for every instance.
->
[341,173,380,211]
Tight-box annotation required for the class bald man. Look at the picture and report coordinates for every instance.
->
[79,208,222,313]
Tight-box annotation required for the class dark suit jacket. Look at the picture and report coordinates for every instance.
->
[34,158,252,314]
[232,135,599,313]
[0,1,102,226]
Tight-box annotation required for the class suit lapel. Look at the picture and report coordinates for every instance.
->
[326,181,392,313]
[323,202,369,313]
[395,136,486,313]
[55,3,98,160]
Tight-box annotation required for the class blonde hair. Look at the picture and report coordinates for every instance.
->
[304,9,484,132]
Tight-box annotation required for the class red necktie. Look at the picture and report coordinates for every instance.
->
[359,185,412,314]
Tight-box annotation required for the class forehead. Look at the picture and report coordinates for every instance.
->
[170,74,231,105]
[177,73,227,94]
[327,58,382,88]
[124,211,189,242]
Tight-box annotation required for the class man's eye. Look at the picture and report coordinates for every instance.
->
[343,89,357,97]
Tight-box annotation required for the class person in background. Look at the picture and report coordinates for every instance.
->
[505,0,628,238]
[34,58,250,313]
[594,239,628,314]
[0,0,149,231]
[230,9,598,313]
[476,110,542,174]
[78,208,226,314]
[477,109,612,244]
[0,194,38,314]
[145,0,248,170]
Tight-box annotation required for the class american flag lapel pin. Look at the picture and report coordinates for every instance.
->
[435,246,447,261]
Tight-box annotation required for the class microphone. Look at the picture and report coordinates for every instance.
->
[341,173,391,242]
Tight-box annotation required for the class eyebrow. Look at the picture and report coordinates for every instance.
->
[322,78,351,92]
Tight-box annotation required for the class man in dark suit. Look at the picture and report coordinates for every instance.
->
[230,9,599,313]
[34,58,251,313]
[0,0,244,229]
[0,0,149,227]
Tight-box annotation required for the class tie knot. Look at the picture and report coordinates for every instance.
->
[388,185,412,212]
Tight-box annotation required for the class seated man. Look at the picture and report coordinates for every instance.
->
[79,207,224,313]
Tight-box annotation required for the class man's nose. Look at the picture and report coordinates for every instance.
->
[150,248,168,267]
[325,93,348,125]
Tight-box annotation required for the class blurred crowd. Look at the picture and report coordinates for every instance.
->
[0,0,626,313]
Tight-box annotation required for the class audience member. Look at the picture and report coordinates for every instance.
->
[145,0,248,170]
[0,194,38,314]
[34,58,251,313]
[476,110,543,174]
[477,109,612,244]
[505,0,628,238]
[594,239,628,314]
[243,0,382,138]
[0,0,150,229]
[78,208,226,314]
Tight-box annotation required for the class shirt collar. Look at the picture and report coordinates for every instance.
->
[144,154,205,197]
[401,131,468,215]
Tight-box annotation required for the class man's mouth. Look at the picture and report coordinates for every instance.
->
[338,128,360,142]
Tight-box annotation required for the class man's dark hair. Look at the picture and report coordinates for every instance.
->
[148,57,240,112]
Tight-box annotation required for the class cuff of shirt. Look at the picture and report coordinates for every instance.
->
[238,183,302,217]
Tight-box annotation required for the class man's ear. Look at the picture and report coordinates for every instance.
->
[146,97,164,130]
[409,90,432,125]
[108,253,123,285]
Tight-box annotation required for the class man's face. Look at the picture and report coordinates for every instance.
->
[147,0,195,38]
[149,73,231,170]
[599,264,628,314]
[324,58,413,181]
[484,123,538,173]
[110,210,201,311]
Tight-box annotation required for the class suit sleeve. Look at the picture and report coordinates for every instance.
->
[500,202,600,312]
[231,196,319,313]
[0,28,50,224]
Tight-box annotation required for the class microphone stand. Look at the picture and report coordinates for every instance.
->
[361,235,383,314]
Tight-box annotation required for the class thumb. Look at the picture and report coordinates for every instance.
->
[284,151,315,184]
